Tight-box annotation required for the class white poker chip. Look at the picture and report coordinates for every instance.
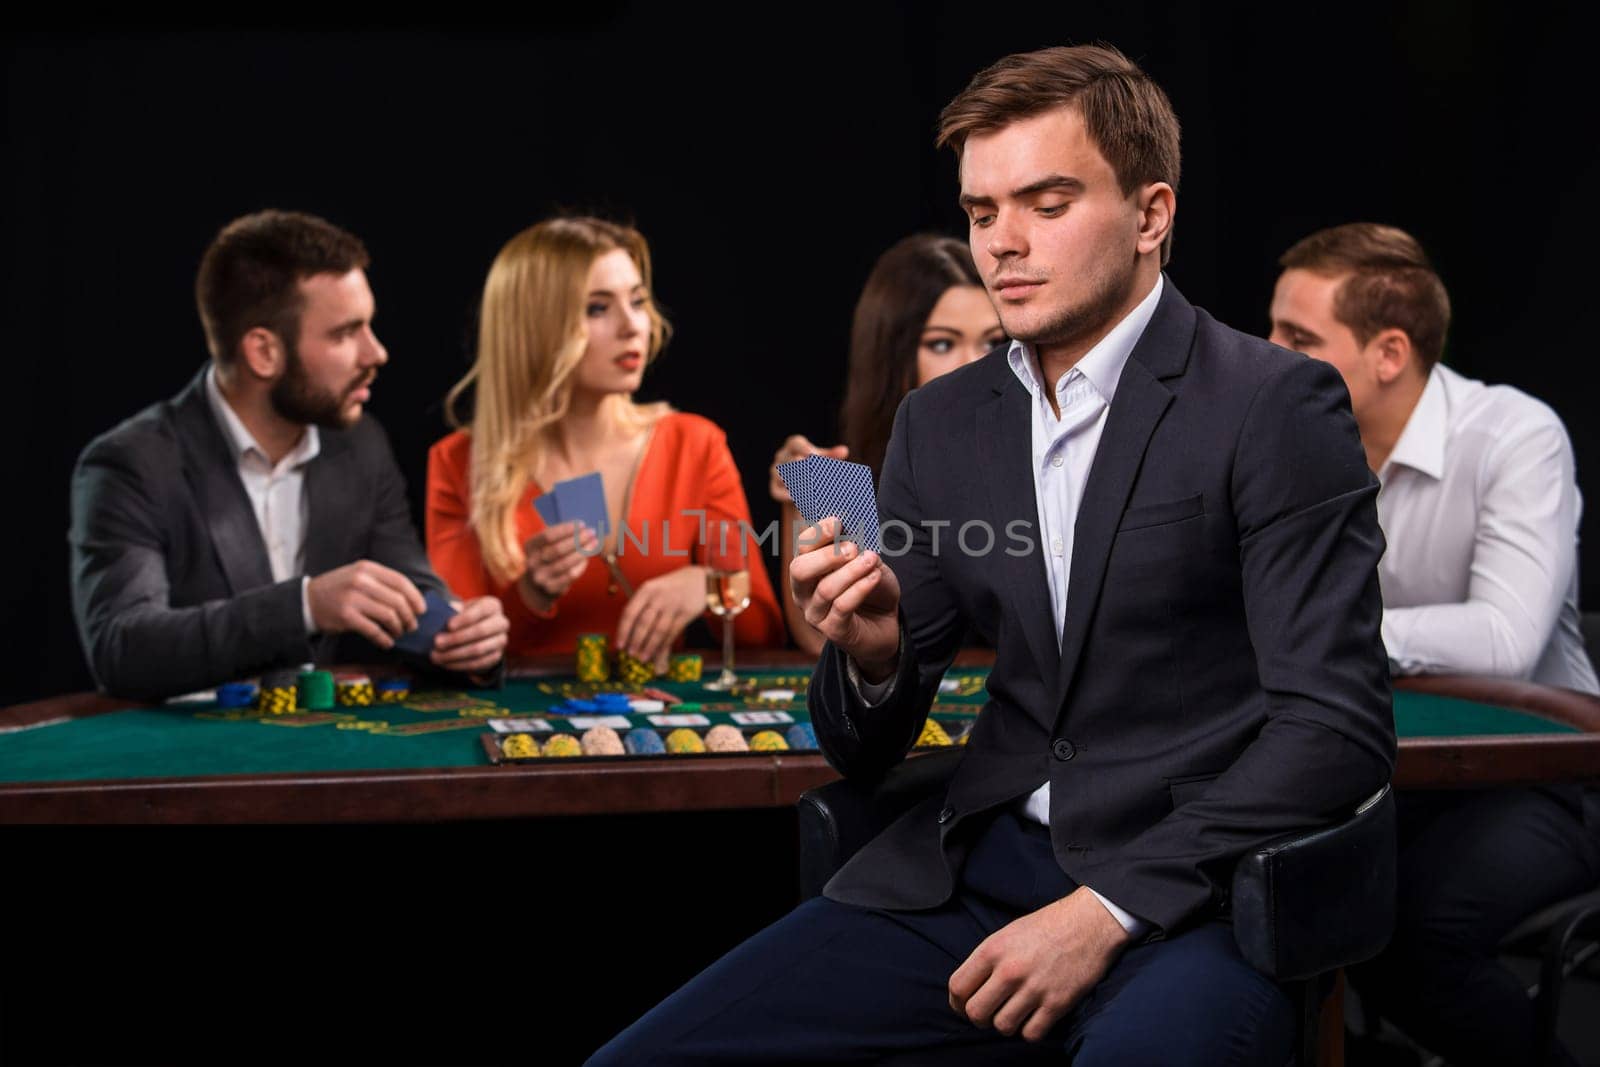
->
[757,688,796,701]
[627,699,666,713]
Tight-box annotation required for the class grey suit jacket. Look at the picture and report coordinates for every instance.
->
[69,367,452,700]
[809,282,1396,935]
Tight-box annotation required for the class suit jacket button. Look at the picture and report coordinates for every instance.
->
[938,805,955,824]
[1052,738,1076,761]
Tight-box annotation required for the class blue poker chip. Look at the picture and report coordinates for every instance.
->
[623,727,666,755]
[565,699,601,712]
[593,694,633,707]
[376,679,409,692]
[785,723,819,750]
[216,682,257,708]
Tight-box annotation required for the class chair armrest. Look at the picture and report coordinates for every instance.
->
[1231,784,1397,981]
[796,750,964,899]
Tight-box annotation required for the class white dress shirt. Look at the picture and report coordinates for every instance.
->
[203,367,320,633]
[1378,364,1597,693]
[855,275,1165,934]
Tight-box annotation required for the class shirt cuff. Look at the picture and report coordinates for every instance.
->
[1087,887,1148,938]
[843,630,904,707]
[300,577,316,634]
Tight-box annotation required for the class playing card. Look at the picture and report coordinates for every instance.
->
[532,491,561,525]
[800,455,881,552]
[393,589,458,658]
[776,457,816,515]
[553,472,608,534]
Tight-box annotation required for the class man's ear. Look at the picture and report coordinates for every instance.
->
[238,327,286,382]
[1371,328,1416,385]
[1136,182,1176,257]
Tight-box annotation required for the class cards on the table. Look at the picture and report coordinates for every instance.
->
[776,454,881,552]
[394,589,457,658]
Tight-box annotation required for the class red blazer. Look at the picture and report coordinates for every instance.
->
[427,412,786,657]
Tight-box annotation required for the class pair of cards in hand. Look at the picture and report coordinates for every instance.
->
[393,589,457,662]
[776,455,882,553]
[533,472,609,535]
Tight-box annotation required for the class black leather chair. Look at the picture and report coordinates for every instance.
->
[798,750,1396,1066]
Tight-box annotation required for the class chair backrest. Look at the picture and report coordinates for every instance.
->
[1582,611,1600,671]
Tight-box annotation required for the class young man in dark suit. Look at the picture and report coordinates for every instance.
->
[592,44,1394,1065]
[70,210,508,700]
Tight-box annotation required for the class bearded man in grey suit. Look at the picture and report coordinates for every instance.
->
[70,209,508,700]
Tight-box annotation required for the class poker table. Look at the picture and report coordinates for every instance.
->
[3,651,1597,824]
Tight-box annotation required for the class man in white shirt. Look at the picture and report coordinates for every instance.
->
[1270,221,1600,1066]
[70,210,508,699]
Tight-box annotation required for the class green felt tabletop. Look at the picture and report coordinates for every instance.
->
[0,674,1576,785]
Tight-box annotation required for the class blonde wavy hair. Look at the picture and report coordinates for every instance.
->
[446,217,672,583]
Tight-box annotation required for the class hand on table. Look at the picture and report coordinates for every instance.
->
[768,435,848,503]
[789,516,900,681]
[615,565,708,669]
[430,595,509,674]
[521,521,600,610]
[947,886,1134,1042]
[307,560,426,648]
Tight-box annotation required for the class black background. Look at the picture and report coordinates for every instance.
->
[4,2,1597,708]
[3,5,1596,1063]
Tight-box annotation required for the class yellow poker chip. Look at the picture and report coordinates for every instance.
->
[749,729,788,752]
[916,719,953,747]
[542,733,582,758]
[501,733,541,759]
[664,728,706,754]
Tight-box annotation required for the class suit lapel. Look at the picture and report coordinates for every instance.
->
[976,370,1060,688]
[172,370,274,594]
[1053,283,1196,707]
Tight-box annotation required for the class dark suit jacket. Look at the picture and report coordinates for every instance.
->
[69,367,453,700]
[809,281,1396,935]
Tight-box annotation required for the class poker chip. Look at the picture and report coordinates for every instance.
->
[257,684,297,715]
[615,650,656,686]
[501,733,541,759]
[336,675,375,707]
[749,729,789,752]
[664,728,705,754]
[916,719,953,747]
[216,682,257,709]
[784,723,818,750]
[376,679,410,703]
[624,728,666,755]
[542,733,583,758]
[298,669,335,710]
[581,726,625,756]
[627,699,666,713]
[576,633,610,682]
[704,724,749,753]
[667,653,702,683]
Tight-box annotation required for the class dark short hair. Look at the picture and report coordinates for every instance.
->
[1279,223,1451,369]
[937,44,1182,264]
[840,235,984,479]
[195,210,370,364]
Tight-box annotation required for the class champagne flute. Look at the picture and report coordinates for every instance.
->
[703,522,752,691]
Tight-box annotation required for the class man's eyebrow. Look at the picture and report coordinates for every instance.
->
[959,175,1085,211]
[328,316,365,334]
[1275,317,1321,341]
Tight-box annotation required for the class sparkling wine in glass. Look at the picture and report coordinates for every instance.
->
[703,568,751,691]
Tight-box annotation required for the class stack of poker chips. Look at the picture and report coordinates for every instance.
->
[624,727,666,755]
[664,727,705,754]
[297,669,335,710]
[614,650,656,686]
[543,733,583,757]
[216,681,258,709]
[580,726,625,756]
[376,679,410,703]
[749,729,788,752]
[704,724,749,753]
[257,670,299,715]
[667,653,702,683]
[916,718,953,747]
[502,733,541,759]
[336,675,375,706]
[785,723,819,750]
[576,633,610,682]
